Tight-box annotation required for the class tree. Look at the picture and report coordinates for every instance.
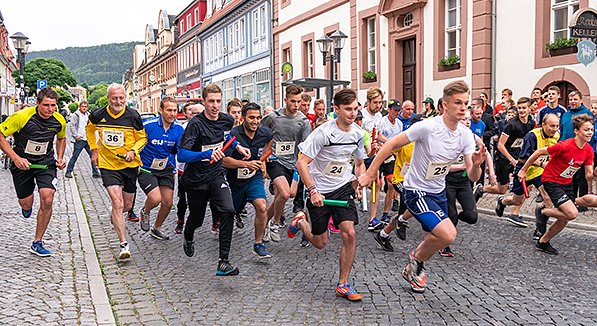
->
[68,102,79,113]
[88,83,108,105]
[12,58,77,97]
[53,87,72,108]
[97,96,108,109]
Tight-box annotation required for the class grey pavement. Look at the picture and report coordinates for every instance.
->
[71,160,597,325]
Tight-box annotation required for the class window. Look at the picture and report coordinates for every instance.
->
[367,17,376,72]
[223,79,234,105]
[255,69,271,108]
[252,5,269,55]
[303,40,314,77]
[204,31,224,73]
[241,74,254,101]
[187,15,192,31]
[228,18,246,64]
[180,21,184,34]
[194,8,199,26]
[445,0,461,57]
[551,0,579,41]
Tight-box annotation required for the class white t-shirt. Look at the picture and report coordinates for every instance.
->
[403,116,476,193]
[361,108,382,133]
[298,120,366,194]
[378,115,403,141]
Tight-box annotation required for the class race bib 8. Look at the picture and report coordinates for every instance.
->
[511,138,524,149]
[150,158,168,170]
[24,140,49,155]
[560,165,579,179]
[425,161,451,180]
[323,161,346,177]
[275,141,295,156]
[237,168,256,179]
[102,130,125,147]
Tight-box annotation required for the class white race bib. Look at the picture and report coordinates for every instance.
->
[150,158,168,170]
[24,140,48,155]
[237,168,256,179]
[511,138,524,149]
[400,163,410,176]
[323,161,346,177]
[275,141,295,156]
[560,165,580,179]
[202,142,223,152]
[102,130,125,147]
[537,155,549,165]
[425,161,451,180]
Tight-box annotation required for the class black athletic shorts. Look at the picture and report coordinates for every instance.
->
[543,181,575,208]
[306,182,358,236]
[266,161,293,185]
[100,167,138,193]
[11,165,57,199]
[138,168,175,194]
[495,158,514,185]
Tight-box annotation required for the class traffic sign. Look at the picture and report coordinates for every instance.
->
[37,80,47,89]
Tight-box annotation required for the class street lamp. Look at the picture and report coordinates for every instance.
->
[10,32,29,105]
[159,82,168,96]
[316,30,347,111]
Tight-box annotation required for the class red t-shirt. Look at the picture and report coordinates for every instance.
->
[306,113,316,127]
[542,138,594,184]
[493,103,504,117]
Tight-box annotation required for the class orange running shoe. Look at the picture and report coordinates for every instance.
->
[335,283,363,301]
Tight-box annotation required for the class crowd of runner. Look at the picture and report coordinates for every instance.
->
[2,81,597,300]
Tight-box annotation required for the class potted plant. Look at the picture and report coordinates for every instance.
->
[362,70,377,83]
[546,38,578,56]
[438,55,460,72]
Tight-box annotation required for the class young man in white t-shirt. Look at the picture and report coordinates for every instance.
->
[288,88,366,301]
[359,80,486,293]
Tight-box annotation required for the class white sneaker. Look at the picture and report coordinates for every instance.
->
[119,243,131,260]
[263,222,271,242]
[269,220,281,242]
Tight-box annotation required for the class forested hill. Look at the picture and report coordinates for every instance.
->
[27,42,141,85]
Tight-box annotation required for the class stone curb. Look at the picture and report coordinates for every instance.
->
[68,177,116,326]
[477,206,597,232]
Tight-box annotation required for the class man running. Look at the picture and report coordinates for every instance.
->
[137,96,184,240]
[86,83,148,260]
[288,88,366,301]
[223,102,273,258]
[0,88,67,256]
[261,84,310,242]
[65,101,101,178]
[177,84,251,275]
[359,80,485,293]
[519,114,595,255]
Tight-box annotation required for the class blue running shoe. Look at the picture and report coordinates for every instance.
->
[380,213,391,224]
[216,260,239,276]
[367,218,384,232]
[30,241,51,257]
[253,243,272,259]
[22,208,32,219]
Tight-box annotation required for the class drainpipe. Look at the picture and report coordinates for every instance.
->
[490,0,497,106]
[269,0,276,109]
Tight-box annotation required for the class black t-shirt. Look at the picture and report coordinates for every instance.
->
[498,117,535,160]
[227,125,273,185]
[179,112,234,188]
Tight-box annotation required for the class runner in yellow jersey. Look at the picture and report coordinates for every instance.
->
[86,83,147,260]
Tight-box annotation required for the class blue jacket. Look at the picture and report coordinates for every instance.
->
[140,116,185,171]
[560,104,593,141]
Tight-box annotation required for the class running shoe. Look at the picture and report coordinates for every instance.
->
[374,233,394,252]
[506,214,528,228]
[532,229,544,241]
[401,251,427,293]
[252,243,272,259]
[495,195,506,217]
[287,211,306,239]
[183,239,194,257]
[216,260,240,276]
[335,283,363,301]
[21,208,32,219]
[473,184,484,203]
[150,227,170,240]
[175,220,184,234]
[30,241,51,257]
[65,172,73,178]
[299,234,310,247]
[391,200,400,212]
[394,219,408,241]
[263,223,271,242]
[535,193,544,203]
[119,243,131,260]
[367,218,384,232]
[380,213,391,224]
[535,240,558,255]
[92,172,101,178]
[235,213,244,229]
[127,210,139,222]
[439,246,454,257]
[577,205,588,213]
[535,205,549,235]
[211,221,220,235]
[139,209,150,232]
[269,221,281,242]
[328,217,340,234]
[279,215,287,228]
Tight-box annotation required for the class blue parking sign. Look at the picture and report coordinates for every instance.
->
[37,80,47,89]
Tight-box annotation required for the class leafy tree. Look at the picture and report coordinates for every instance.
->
[97,96,109,109]
[13,58,77,97]
[88,84,108,107]
[68,102,79,113]
[53,87,72,108]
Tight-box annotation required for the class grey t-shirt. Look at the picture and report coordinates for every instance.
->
[261,108,311,170]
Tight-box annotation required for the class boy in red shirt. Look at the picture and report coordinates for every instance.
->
[518,114,596,255]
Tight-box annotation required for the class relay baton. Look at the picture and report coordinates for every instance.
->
[322,199,349,207]
[29,164,48,169]
[521,178,529,198]
[370,128,378,155]
[210,136,236,164]
[372,180,377,203]
[362,187,369,212]
[260,148,273,162]
[139,167,152,175]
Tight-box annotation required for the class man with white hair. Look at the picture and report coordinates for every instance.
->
[86,83,148,260]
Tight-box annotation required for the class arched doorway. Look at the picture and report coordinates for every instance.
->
[544,81,576,107]
[534,68,591,108]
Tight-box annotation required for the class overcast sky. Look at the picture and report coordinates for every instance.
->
[1,1,188,52]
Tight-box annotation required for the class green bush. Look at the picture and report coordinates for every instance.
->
[438,55,460,67]
[545,38,578,51]
[68,102,79,113]
[362,70,377,80]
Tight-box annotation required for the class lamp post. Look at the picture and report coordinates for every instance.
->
[316,30,347,111]
[10,32,30,105]
[159,82,168,97]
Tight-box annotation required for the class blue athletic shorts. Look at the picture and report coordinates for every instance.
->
[230,177,267,213]
[511,174,542,196]
[403,188,448,232]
